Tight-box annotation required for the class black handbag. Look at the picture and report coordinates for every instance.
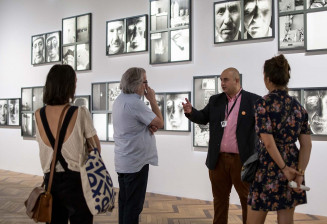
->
[241,152,258,183]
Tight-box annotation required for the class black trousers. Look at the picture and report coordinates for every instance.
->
[117,164,149,224]
[44,171,93,224]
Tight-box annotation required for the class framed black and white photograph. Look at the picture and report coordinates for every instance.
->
[8,98,21,126]
[165,92,190,131]
[303,88,327,135]
[126,15,148,52]
[150,0,169,31]
[62,13,91,71]
[170,28,190,62]
[279,13,304,50]
[106,19,126,55]
[21,88,33,112]
[21,113,33,137]
[108,82,121,112]
[77,14,91,42]
[32,87,44,112]
[306,11,327,51]
[63,17,76,45]
[63,46,76,69]
[108,113,114,142]
[244,0,274,39]
[306,0,327,9]
[106,14,148,55]
[288,88,302,103]
[92,83,107,111]
[150,32,169,63]
[214,0,242,43]
[73,95,90,110]
[0,99,8,126]
[31,34,45,65]
[193,76,216,148]
[76,43,90,70]
[279,0,304,12]
[92,113,107,141]
[149,0,191,64]
[170,0,190,28]
[45,31,61,63]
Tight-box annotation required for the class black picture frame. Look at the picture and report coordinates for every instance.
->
[31,31,61,65]
[73,95,91,111]
[278,13,304,50]
[303,88,327,136]
[106,14,148,56]
[279,0,304,13]
[91,81,122,142]
[21,86,44,137]
[165,92,191,132]
[305,10,327,51]
[62,13,92,71]
[214,0,275,44]
[149,0,192,64]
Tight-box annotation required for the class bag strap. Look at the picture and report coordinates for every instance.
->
[45,104,70,194]
[40,106,78,171]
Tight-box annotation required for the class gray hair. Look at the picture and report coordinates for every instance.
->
[120,67,145,94]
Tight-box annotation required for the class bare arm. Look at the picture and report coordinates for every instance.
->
[87,134,101,154]
[260,133,300,181]
[145,86,164,129]
[293,134,312,191]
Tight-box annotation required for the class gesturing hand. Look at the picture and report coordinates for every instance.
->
[182,98,192,114]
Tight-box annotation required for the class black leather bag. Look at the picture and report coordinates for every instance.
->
[241,152,258,183]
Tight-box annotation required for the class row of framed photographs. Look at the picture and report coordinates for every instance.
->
[192,75,241,149]
[150,0,191,64]
[278,1,327,51]
[213,0,275,44]
[106,14,148,55]
[31,31,61,65]
[0,98,20,126]
[289,87,327,136]
[32,13,92,71]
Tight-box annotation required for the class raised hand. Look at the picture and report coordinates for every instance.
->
[182,98,192,114]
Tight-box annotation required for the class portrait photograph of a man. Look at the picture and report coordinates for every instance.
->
[32,35,45,65]
[244,0,273,39]
[8,99,20,126]
[214,0,241,43]
[106,19,126,55]
[45,31,61,62]
[126,15,147,53]
[304,89,327,135]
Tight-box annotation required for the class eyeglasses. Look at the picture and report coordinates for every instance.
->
[143,80,148,84]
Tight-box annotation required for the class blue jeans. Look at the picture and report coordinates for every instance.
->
[117,164,149,224]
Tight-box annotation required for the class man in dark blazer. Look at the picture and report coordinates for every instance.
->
[183,68,260,224]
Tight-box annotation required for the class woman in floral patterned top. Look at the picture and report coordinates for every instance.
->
[247,54,312,224]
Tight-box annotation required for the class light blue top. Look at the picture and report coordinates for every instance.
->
[113,93,158,173]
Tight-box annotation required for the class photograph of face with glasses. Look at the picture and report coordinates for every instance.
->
[304,89,327,135]
[165,93,189,131]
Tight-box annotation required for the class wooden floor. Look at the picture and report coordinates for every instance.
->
[1,169,326,224]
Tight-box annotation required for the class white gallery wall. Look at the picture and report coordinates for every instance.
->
[0,0,327,217]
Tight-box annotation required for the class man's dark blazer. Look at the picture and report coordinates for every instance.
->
[187,90,261,170]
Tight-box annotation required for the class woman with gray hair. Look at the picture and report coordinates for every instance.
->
[112,67,163,224]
